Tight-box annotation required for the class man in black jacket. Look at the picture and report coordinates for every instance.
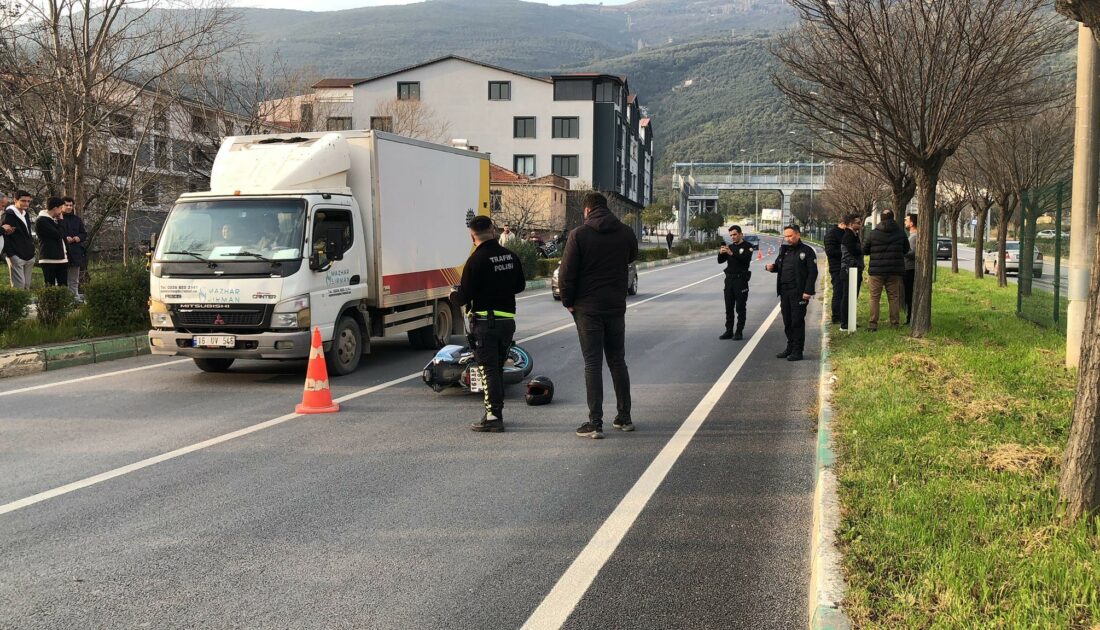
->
[60,197,89,299]
[766,225,818,361]
[863,210,910,331]
[450,216,527,433]
[559,192,639,439]
[718,224,754,340]
[2,191,37,289]
[824,214,857,325]
[839,217,865,330]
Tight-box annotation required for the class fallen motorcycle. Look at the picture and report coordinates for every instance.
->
[421,342,533,393]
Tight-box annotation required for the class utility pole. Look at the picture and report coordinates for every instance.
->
[1067,23,1100,368]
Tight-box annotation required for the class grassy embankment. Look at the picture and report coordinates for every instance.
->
[828,271,1099,628]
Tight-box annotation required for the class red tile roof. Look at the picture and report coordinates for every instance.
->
[490,163,528,184]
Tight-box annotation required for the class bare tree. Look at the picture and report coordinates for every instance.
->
[494,181,551,238]
[936,182,968,273]
[373,98,452,143]
[0,0,236,214]
[949,139,999,279]
[774,0,1071,336]
[1054,0,1100,523]
[820,161,883,229]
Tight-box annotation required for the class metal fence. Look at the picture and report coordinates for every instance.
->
[1016,182,1068,332]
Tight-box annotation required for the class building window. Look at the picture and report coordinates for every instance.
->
[109,152,133,177]
[190,114,207,133]
[513,117,536,139]
[153,114,168,132]
[489,81,511,101]
[595,81,617,103]
[154,136,170,169]
[552,155,579,178]
[370,116,393,133]
[552,117,580,139]
[191,145,207,167]
[141,182,158,205]
[490,190,502,213]
[326,117,353,131]
[224,120,235,136]
[397,82,420,101]
[554,80,592,101]
[513,155,535,176]
[109,114,134,139]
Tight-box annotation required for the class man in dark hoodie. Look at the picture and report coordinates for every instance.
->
[823,214,855,325]
[559,192,639,439]
[863,210,910,331]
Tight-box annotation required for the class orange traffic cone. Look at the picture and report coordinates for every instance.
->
[296,326,340,414]
[757,248,764,261]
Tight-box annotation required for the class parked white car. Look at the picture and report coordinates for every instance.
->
[1037,229,1069,239]
[984,241,1043,277]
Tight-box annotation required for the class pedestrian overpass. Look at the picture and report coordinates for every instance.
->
[672,161,833,238]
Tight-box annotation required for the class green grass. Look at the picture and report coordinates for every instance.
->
[829,271,1100,628]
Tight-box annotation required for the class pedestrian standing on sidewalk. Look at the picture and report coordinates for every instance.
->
[863,210,909,331]
[0,193,10,254]
[559,192,639,439]
[765,225,818,362]
[450,216,526,433]
[3,190,37,289]
[903,213,918,325]
[499,224,515,246]
[665,230,674,253]
[718,224,754,340]
[60,196,88,300]
[823,215,851,326]
[35,197,69,287]
[839,216,865,330]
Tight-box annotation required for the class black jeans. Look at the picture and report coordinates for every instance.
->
[830,269,845,323]
[780,287,808,354]
[573,309,631,426]
[903,269,915,323]
[472,318,516,419]
[723,273,749,334]
[42,264,68,287]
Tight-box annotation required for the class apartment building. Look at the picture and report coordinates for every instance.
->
[266,56,654,213]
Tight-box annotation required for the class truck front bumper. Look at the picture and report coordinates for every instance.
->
[148,330,314,360]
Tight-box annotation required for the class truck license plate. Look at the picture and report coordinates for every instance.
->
[193,335,236,348]
[469,369,485,393]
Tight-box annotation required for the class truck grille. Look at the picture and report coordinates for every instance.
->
[176,309,264,326]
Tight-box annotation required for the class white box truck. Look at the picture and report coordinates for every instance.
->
[148,130,490,375]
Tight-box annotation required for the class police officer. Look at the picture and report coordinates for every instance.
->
[765,225,818,362]
[450,216,527,432]
[718,224,754,340]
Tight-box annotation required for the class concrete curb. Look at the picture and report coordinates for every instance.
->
[0,333,150,380]
[808,270,853,630]
[522,251,711,292]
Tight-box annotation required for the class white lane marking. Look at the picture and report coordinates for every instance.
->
[516,273,723,345]
[0,359,191,399]
[0,266,724,517]
[521,303,784,630]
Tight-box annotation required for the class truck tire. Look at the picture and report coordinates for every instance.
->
[325,315,362,376]
[408,302,452,350]
[194,358,234,373]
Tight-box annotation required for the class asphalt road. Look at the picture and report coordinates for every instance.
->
[940,243,1068,296]
[0,237,819,630]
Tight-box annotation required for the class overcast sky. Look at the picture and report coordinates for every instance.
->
[226,0,632,9]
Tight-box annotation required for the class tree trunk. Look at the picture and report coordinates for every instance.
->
[951,216,960,273]
[910,168,939,337]
[1058,226,1100,521]
[975,202,989,279]
[996,193,1015,288]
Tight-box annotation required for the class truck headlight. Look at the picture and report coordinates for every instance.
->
[149,298,172,328]
[272,295,310,329]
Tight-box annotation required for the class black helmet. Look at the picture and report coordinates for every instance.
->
[525,376,554,406]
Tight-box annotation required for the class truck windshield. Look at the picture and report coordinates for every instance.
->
[156,198,306,262]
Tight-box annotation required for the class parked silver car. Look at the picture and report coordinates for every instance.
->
[552,262,638,300]
[983,241,1043,277]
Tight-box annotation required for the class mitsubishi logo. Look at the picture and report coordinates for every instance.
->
[213,314,225,326]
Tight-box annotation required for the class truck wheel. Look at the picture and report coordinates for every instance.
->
[325,316,362,376]
[430,302,453,348]
[194,358,234,373]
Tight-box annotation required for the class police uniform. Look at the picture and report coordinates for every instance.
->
[718,240,754,338]
[769,240,818,360]
[451,238,526,426]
